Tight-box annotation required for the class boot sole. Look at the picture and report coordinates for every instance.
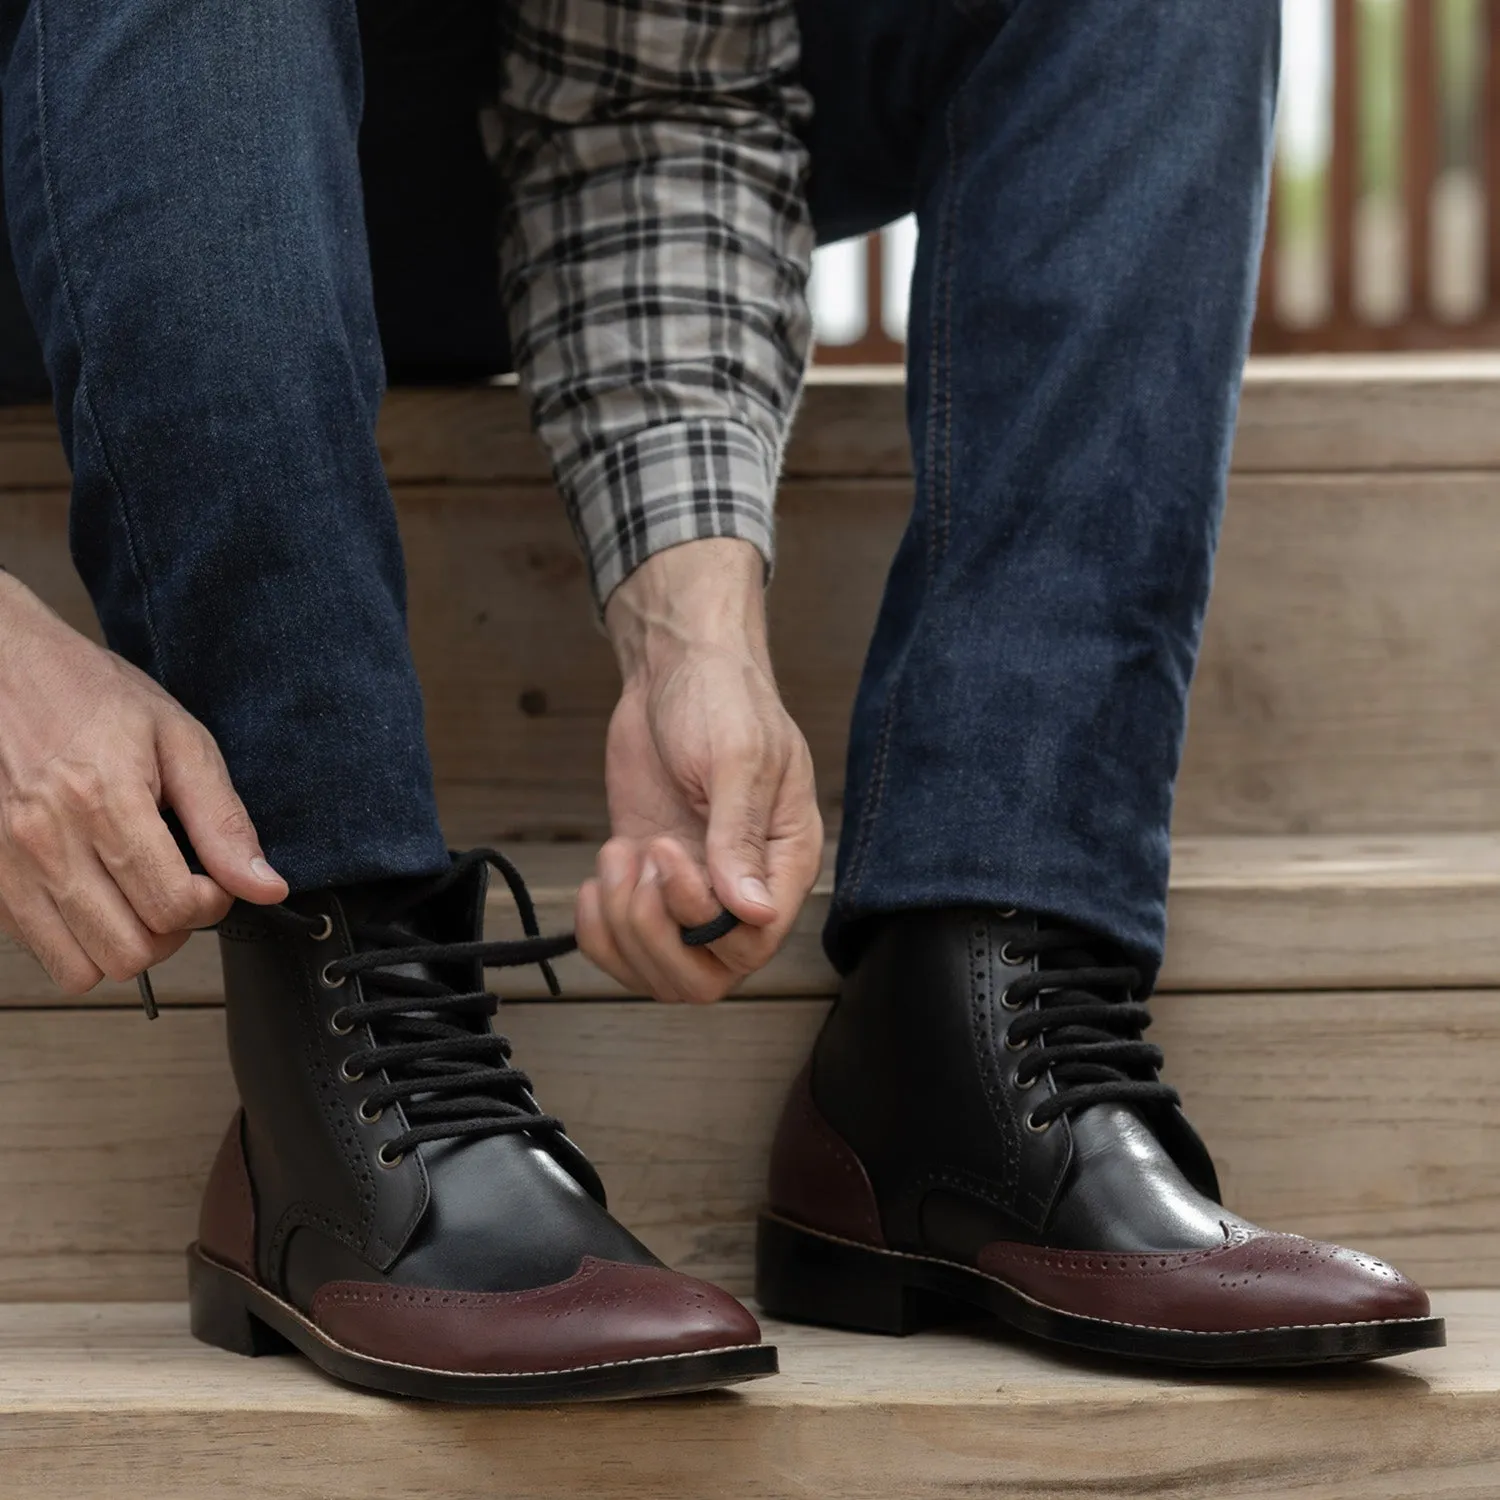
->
[756,1213,1447,1369]
[188,1245,778,1403]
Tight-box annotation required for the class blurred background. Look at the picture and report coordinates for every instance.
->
[811,0,1498,361]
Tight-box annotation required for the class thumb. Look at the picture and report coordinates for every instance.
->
[157,718,289,905]
[705,761,778,926]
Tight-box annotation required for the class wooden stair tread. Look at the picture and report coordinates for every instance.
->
[0,1296,1496,1497]
[12,354,1500,488]
[4,831,1496,1006]
[0,1293,1486,1408]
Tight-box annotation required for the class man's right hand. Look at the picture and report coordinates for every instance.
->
[0,571,288,994]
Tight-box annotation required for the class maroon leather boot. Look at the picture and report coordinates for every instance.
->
[757,907,1443,1367]
[189,848,773,1402]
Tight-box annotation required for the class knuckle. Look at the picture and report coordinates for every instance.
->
[54,957,104,996]
[209,796,254,841]
[55,761,109,814]
[140,892,192,936]
[3,796,53,858]
[100,938,153,983]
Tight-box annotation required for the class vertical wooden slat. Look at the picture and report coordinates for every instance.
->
[815,233,904,366]
[865,233,884,346]
[1406,0,1438,318]
[1487,0,1500,306]
[1255,158,1281,343]
[1330,0,1360,328]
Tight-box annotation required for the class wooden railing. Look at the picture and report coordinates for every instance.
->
[815,0,1500,362]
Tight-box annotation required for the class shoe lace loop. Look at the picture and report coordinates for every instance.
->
[258,848,577,1158]
[1001,925,1179,1130]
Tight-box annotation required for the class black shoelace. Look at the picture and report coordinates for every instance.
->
[132,847,742,1158]
[1000,924,1180,1132]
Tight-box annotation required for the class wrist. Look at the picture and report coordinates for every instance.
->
[605,539,770,681]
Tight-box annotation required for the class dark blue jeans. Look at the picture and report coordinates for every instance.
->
[0,0,1279,983]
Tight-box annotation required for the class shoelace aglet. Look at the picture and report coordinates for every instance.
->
[136,970,159,1021]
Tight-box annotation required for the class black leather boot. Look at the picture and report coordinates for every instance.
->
[758,907,1443,1367]
[189,847,773,1402]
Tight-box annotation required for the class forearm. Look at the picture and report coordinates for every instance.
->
[604,538,770,683]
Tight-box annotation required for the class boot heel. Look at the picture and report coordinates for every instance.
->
[756,1213,948,1336]
[187,1246,293,1357]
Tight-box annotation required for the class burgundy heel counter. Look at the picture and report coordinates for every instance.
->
[198,1110,257,1279]
[767,1065,886,1248]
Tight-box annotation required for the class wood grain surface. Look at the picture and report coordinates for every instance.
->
[0,991,1493,1303]
[3,833,1497,1006]
[7,467,1500,839]
[11,356,1500,489]
[0,1296,1489,1498]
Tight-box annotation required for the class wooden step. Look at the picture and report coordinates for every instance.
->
[5,832,1497,1005]
[0,1294,1494,1498]
[1,986,1496,1303]
[7,358,1500,840]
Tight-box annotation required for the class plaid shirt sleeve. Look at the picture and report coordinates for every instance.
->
[497,0,815,609]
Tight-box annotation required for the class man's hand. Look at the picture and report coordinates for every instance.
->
[577,539,823,1003]
[0,572,288,993]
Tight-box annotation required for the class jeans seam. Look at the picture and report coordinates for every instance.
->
[33,0,167,679]
[842,79,965,907]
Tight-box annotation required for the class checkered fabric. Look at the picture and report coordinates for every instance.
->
[497,0,815,607]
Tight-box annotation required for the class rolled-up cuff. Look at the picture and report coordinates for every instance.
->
[563,418,778,609]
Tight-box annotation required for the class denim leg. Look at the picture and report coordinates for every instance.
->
[806,0,1281,982]
[0,101,44,401]
[0,0,450,891]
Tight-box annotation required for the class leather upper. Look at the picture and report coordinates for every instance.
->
[768,905,1431,1336]
[216,864,658,1308]
[310,1258,762,1373]
[977,1230,1430,1332]
[800,907,1220,1257]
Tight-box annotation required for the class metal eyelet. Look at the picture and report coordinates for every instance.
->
[357,1098,383,1125]
[997,907,1018,919]
[338,1057,364,1083]
[377,1143,404,1169]
[328,1008,354,1037]
[999,941,1028,967]
[319,962,347,989]
[309,913,335,942]
[1025,1111,1052,1134]
[1004,1029,1028,1053]
[1014,1070,1039,1092]
[999,986,1024,1012]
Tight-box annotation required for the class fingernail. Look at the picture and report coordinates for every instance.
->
[601,846,629,889]
[741,876,772,908]
[640,858,661,887]
[250,856,281,883]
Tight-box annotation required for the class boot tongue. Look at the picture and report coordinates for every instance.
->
[340,860,490,1010]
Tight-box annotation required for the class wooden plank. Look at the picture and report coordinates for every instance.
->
[0,991,1495,1303]
[0,1295,1491,1499]
[1488,0,1500,309]
[11,359,1500,497]
[5,466,1500,842]
[407,468,1500,840]
[1231,354,1500,470]
[1330,0,1358,330]
[3,834,1499,1007]
[1406,0,1438,321]
[1179,469,1500,834]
